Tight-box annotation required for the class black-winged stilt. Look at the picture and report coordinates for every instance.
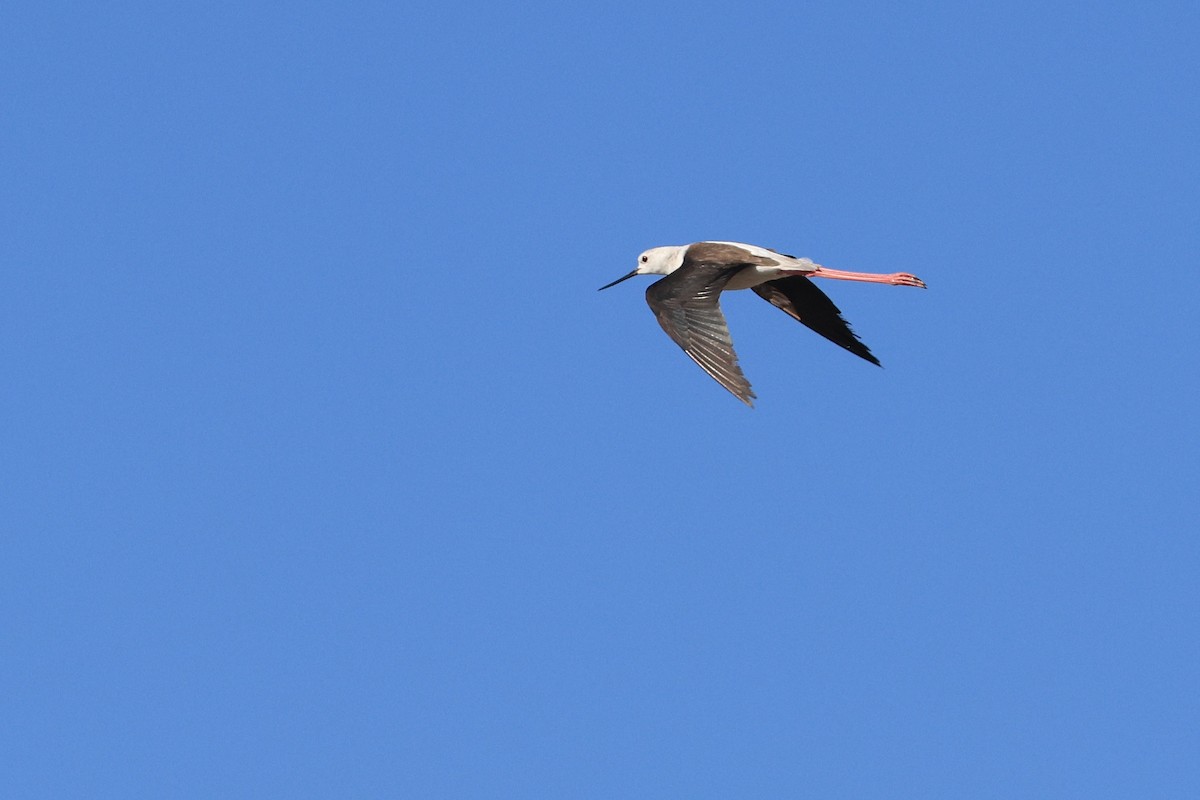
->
[599,241,926,406]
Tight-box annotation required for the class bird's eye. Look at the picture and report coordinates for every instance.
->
[640,255,648,263]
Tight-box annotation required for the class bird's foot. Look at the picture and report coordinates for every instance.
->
[891,273,926,288]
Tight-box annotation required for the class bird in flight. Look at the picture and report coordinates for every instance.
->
[599,241,925,406]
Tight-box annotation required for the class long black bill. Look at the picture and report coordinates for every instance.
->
[598,269,639,291]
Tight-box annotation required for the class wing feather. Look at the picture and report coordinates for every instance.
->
[645,261,756,405]
[752,276,880,366]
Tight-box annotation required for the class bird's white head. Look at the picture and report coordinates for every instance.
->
[598,245,687,291]
[636,246,684,277]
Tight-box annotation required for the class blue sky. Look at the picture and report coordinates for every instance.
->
[3,0,1198,796]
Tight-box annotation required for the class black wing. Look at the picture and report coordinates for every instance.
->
[752,276,880,366]
[645,263,756,406]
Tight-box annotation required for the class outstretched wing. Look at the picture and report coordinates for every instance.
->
[752,276,880,366]
[645,262,755,406]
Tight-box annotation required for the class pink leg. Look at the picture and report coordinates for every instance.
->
[807,266,926,288]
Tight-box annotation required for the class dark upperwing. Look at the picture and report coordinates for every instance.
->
[752,276,880,366]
